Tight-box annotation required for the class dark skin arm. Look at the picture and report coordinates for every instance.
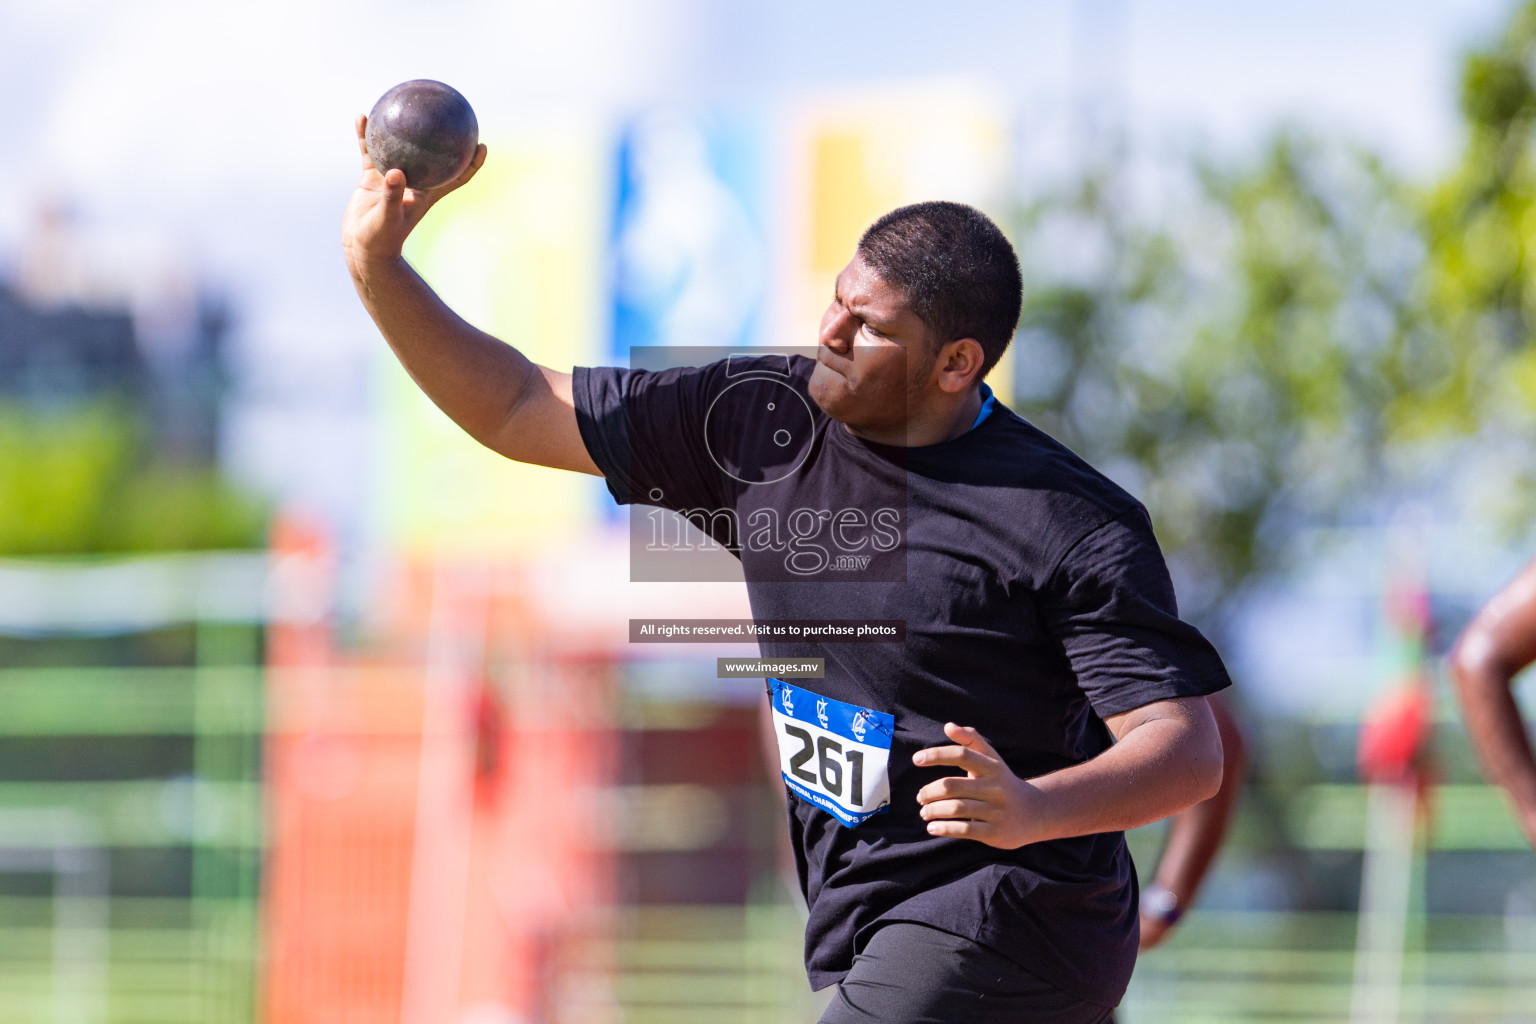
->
[341,115,600,475]
[1450,556,1536,850]
[913,694,1224,849]
[1138,693,1247,950]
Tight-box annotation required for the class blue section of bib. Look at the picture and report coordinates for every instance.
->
[769,679,894,746]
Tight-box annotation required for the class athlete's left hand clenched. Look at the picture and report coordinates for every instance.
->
[913,722,1043,849]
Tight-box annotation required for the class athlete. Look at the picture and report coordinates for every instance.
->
[1451,557,1536,853]
[343,118,1232,1022]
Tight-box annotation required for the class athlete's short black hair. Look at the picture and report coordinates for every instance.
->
[856,201,1022,379]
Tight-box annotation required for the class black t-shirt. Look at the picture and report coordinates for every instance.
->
[572,354,1231,1007]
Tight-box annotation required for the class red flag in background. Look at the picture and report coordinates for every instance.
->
[1349,540,1439,1024]
[1357,564,1436,812]
[1358,677,1432,785]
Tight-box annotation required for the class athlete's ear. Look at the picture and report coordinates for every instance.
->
[935,338,985,395]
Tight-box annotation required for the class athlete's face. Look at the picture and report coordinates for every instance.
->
[809,256,934,435]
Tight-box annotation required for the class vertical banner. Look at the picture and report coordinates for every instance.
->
[775,82,1016,404]
[379,111,609,555]
[609,108,770,361]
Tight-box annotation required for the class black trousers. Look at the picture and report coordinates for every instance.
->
[817,922,1117,1024]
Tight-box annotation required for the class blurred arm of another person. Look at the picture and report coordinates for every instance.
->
[1451,556,1536,851]
[1137,693,1247,951]
[340,116,600,476]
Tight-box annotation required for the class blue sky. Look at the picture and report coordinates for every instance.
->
[698,0,1507,172]
[0,0,1509,329]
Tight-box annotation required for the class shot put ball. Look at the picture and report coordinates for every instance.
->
[365,79,479,190]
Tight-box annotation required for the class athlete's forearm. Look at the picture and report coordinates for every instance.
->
[916,697,1223,849]
[1451,639,1536,841]
[350,255,540,450]
[1028,700,1224,842]
[1151,696,1246,897]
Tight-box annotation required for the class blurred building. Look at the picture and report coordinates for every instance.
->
[1,201,230,463]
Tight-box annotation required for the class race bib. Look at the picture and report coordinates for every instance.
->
[769,679,894,827]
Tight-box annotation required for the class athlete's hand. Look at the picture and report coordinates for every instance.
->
[1521,807,1536,852]
[342,114,487,275]
[1138,912,1174,951]
[914,723,1042,849]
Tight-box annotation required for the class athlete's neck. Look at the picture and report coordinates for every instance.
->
[842,385,985,448]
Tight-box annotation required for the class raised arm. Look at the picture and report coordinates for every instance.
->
[341,115,600,475]
[1450,556,1536,850]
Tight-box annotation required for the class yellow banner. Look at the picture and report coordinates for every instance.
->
[777,82,1015,404]
[378,112,607,556]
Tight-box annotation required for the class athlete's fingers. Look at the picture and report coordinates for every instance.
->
[448,143,487,190]
[943,722,1004,762]
[924,817,1001,843]
[382,167,407,208]
[413,142,488,210]
[917,798,991,821]
[912,742,997,776]
[915,774,989,804]
[356,114,370,163]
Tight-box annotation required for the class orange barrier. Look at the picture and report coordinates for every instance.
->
[261,522,620,1023]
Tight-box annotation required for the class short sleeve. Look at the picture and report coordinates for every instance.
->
[572,362,731,513]
[1040,506,1231,718]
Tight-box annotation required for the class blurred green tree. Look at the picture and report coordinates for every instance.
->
[1010,0,1536,628]
[1418,0,1536,447]
[1011,134,1431,625]
[0,402,267,556]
